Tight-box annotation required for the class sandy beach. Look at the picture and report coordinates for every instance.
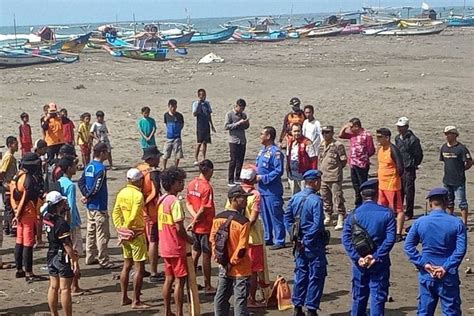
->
[1,28,474,315]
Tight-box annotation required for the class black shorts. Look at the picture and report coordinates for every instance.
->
[48,254,74,278]
[192,232,211,254]
[196,128,211,144]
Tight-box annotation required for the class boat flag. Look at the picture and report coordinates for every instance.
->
[421,2,430,10]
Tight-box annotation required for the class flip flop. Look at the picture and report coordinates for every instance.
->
[0,263,15,269]
[100,262,119,269]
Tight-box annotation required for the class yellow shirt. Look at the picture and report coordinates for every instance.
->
[77,122,91,145]
[0,151,17,189]
[112,184,145,231]
[377,146,401,191]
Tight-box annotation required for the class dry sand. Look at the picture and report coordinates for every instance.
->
[0,28,473,315]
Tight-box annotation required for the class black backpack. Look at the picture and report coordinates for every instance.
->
[214,213,235,266]
[351,213,376,257]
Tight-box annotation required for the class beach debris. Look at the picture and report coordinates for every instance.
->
[198,53,224,64]
[465,267,472,275]
[28,288,36,294]
[73,84,86,90]
[0,291,7,298]
[359,68,367,72]
[421,73,425,77]
[25,92,32,96]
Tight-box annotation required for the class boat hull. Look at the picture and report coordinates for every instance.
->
[362,23,446,35]
[122,49,168,61]
[163,32,194,47]
[305,26,344,37]
[61,32,92,53]
[0,49,79,67]
[190,27,237,44]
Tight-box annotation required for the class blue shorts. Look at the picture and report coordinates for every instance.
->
[444,183,468,210]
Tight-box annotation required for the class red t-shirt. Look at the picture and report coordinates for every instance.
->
[62,119,75,144]
[186,176,215,234]
[158,194,186,258]
[19,124,33,146]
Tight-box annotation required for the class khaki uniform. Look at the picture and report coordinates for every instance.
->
[319,140,347,215]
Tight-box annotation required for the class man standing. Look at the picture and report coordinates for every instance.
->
[394,117,423,219]
[192,89,216,165]
[338,118,375,208]
[256,126,285,250]
[78,143,115,269]
[286,123,318,195]
[376,128,405,242]
[112,168,150,309]
[302,105,322,166]
[225,98,249,186]
[278,97,306,148]
[137,146,162,282]
[404,187,467,315]
[319,126,347,230]
[341,179,396,315]
[284,170,327,316]
[0,136,19,237]
[186,159,216,294]
[439,126,472,225]
[42,103,65,162]
[211,185,252,316]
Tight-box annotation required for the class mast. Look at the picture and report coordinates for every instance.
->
[13,14,18,47]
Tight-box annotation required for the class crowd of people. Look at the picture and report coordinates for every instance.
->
[0,92,471,316]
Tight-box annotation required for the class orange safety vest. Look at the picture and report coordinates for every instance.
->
[44,117,65,146]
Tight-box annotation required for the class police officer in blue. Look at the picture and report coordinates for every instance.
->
[404,187,467,316]
[341,179,396,316]
[256,126,286,250]
[284,169,327,316]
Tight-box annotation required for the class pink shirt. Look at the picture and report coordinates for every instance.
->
[158,194,186,258]
[340,129,375,169]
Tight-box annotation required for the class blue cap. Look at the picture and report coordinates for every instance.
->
[359,178,378,191]
[426,187,449,199]
[303,169,322,180]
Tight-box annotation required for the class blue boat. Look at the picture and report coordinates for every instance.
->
[190,26,237,44]
[446,16,474,27]
[0,48,79,67]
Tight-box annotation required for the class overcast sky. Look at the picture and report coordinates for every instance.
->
[0,0,469,26]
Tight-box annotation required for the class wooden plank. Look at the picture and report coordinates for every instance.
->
[186,243,200,316]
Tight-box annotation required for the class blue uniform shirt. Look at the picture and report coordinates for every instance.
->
[404,208,467,280]
[256,144,284,196]
[80,160,108,211]
[284,187,327,263]
[342,200,396,265]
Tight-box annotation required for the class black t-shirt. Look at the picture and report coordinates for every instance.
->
[439,142,472,186]
[45,213,71,261]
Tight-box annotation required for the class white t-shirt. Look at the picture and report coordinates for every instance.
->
[90,122,110,143]
[302,119,322,155]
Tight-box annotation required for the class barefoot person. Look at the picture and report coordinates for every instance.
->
[158,167,194,316]
[43,191,80,316]
[192,89,216,165]
[163,99,185,169]
[112,168,150,309]
[186,159,216,294]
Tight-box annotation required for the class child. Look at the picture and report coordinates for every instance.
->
[76,112,92,168]
[158,167,193,316]
[60,108,75,146]
[40,104,49,138]
[137,106,157,151]
[0,136,19,236]
[90,111,114,169]
[19,113,33,157]
[192,89,216,165]
[163,99,184,169]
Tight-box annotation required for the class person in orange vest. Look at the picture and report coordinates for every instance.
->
[136,146,163,283]
[10,153,45,283]
[278,97,306,149]
[41,103,65,163]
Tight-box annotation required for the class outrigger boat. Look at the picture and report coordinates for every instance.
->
[0,47,79,67]
[190,26,237,44]
[231,30,286,42]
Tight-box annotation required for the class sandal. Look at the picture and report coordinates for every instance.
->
[0,263,15,270]
[100,262,119,269]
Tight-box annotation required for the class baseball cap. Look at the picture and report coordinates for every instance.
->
[59,144,77,157]
[444,126,459,135]
[33,139,47,150]
[48,102,58,114]
[376,128,391,138]
[142,146,163,161]
[321,126,334,132]
[395,117,409,127]
[359,178,379,192]
[426,187,449,199]
[45,191,67,205]
[302,169,322,180]
[228,185,252,199]
[126,168,144,182]
[289,97,301,107]
[240,166,257,181]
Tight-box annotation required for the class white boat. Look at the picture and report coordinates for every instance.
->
[362,22,446,35]
[0,48,79,67]
[305,25,345,37]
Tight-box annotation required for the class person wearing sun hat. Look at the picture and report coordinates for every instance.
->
[439,126,472,225]
[41,102,65,162]
[394,117,423,220]
[404,187,467,315]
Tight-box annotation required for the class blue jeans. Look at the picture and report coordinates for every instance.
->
[444,183,468,210]
[214,273,250,316]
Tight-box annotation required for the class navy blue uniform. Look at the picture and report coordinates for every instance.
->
[404,208,467,316]
[256,144,285,246]
[341,200,396,316]
[284,188,327,311]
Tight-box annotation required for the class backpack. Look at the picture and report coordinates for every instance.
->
[351,213,376,257]
[214,213,235,266]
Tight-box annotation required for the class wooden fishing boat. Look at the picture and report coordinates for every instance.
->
[60,32,92,53]
[162,32,194,47]
[446,16,474,27]
[121,49,168,61]
[0,48,79,67]
[305,25,345,37]
[190,26,237,44]
[231,30,286,42]
[362,21,447,35]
